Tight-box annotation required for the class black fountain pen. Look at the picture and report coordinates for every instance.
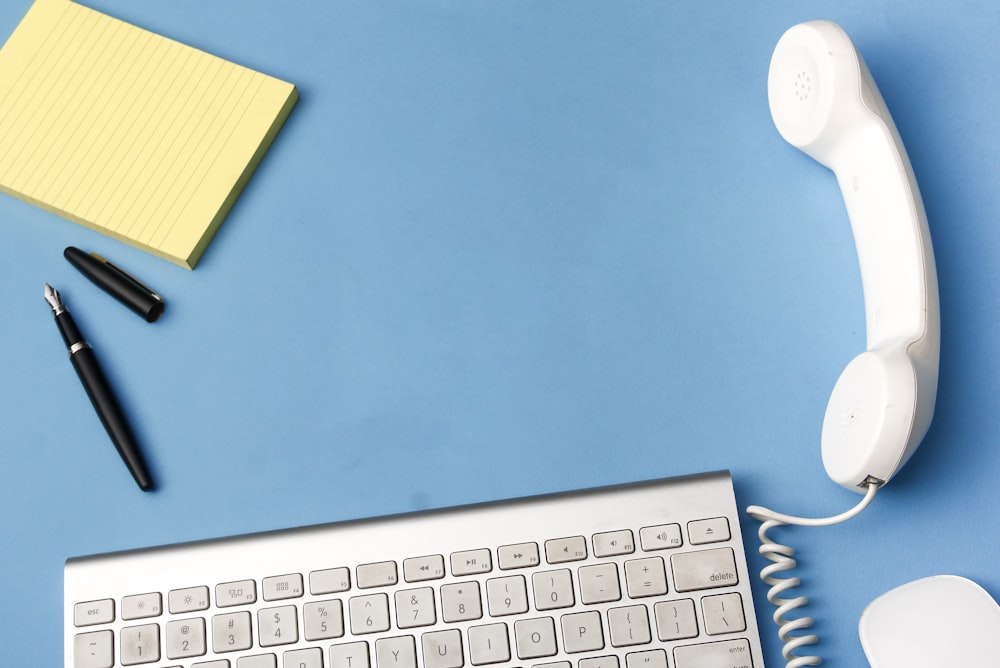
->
[44,283,154,491]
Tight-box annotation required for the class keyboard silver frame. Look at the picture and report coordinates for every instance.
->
[65,470,765,667]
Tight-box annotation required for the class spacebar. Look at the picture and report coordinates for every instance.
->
[673,639,753,668]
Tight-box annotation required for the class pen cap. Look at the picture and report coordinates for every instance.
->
[64,247,165,322]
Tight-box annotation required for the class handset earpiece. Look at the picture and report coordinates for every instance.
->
[768,21,940,491]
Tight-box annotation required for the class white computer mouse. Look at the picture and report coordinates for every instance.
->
[859,574,1000,667]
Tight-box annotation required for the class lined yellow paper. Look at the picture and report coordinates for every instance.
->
[0,0,297,268]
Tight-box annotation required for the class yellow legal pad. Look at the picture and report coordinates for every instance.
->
[0,0,298,268]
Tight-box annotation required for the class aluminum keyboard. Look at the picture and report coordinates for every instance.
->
[65,470,764,668]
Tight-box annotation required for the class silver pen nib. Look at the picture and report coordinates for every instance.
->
[44,282,65,314]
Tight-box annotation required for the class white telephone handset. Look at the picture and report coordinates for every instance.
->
[768,19,940,491]
[747,20,941,666]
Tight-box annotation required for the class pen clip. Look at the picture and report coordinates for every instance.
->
[97,254,163,302]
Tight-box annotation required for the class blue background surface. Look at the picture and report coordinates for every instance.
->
[1,1,998,665]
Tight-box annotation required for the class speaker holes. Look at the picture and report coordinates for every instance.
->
[793,70,812,102]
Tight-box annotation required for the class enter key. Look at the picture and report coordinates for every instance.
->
[670,548,738,592]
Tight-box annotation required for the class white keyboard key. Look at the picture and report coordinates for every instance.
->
[533,569,575,610]
[310,567,351,594]
[329,641,370,668]
[262,573,303,601]
[580,656,619,668]
[422,629,464,668]
[357,561,399,588]
[486,575,528,616]
[216,580,257,607]
[350,593,391,634]
[74,599,115,627]
[701,592,746,635]
[687,518,730,545]
[624,557,667,598]
[672,639,752,668]
[396,587,437,629]
[166,617,207,659]
[304,599,345,640]
[497,542,540,569]
[468,623,511,665]
[625,649,667,668]
[376,635,417,668]
[670,548,738,592]
[239,656,277,668]
[544,536,588,563]
[579,563,621,604]
[653,599,698,641]
[193,661,229,668]
[169,586,210,613]
[593,530,635,557]
[451,548,492,576]
[212,611,252,652]
[74,630,113,668]
[638,525,682,551]
[120,623,160,664]
[560,610,604,653]
[283,648,323,668]
[121,593,162,620]
[441,582,483,622]
[608,604,651,647]
[514,617,558,659]
[403,555,446,582]
[259,605,298,647]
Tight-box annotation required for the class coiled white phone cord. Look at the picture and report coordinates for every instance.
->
[746,481,880,667]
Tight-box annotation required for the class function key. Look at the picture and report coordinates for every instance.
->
[451,548,492,576]
[593,530,635,557]
[403,555,446,582]
[74,599,115,627]
[639,525,682,551]
[687,518,730,545]
[357,561,399,589]
[168,586,210,613]
[544,536,587,564]
[216,579,257,607]
[498,542,540,570]
[263,573,304,601]
[121,592,162,620]
[310,567,351,594]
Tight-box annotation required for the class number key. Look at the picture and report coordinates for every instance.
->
[349,593,390,634]
[395,587,436,628]
[304,599,345,640]
[258,605,298,647]
[532,569,575,610]
[486,576,528,616]
[166,618,206,659]
[441,582,483,622]
[212,611,252,652]
[121,623,160,664]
